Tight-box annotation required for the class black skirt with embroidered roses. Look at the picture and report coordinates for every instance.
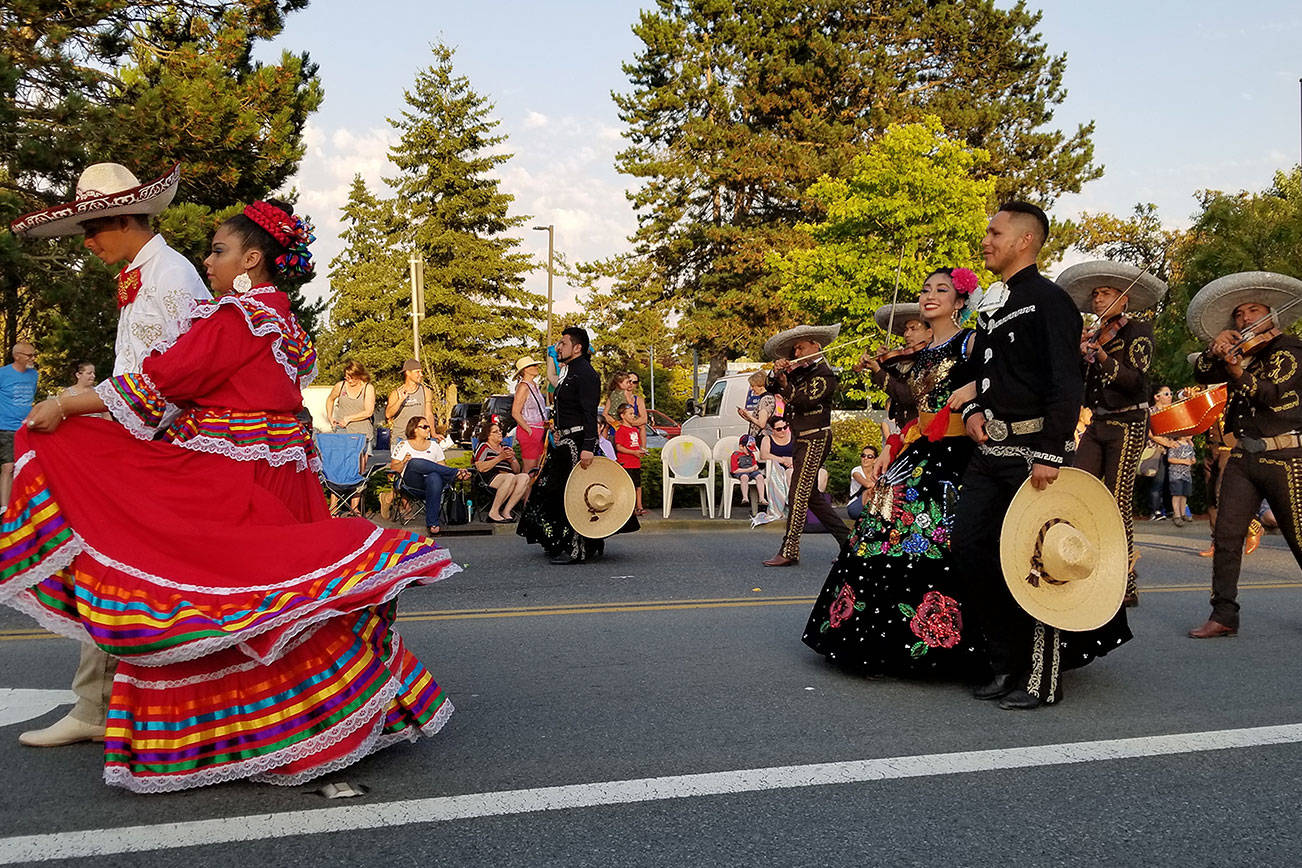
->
[802,333,987,679]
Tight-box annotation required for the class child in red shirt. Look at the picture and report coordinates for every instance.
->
[613,402,647,515]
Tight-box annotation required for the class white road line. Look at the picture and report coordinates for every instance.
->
[3,722,1301,863]
[0,689,75,728]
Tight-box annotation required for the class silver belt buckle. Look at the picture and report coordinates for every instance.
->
[985,418,1009,442]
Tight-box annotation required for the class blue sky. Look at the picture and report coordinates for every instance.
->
[261,1,1302,312]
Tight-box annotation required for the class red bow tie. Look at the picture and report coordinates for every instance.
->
[117,267,142,309]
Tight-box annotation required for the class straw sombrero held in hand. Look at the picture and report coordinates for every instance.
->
[564,456,635,539]
[1000,468,1127,631]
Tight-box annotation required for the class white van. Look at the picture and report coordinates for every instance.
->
[680,372,759,448]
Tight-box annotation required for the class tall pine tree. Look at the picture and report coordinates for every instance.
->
[320,43,540,400]
[613,0,1099,379]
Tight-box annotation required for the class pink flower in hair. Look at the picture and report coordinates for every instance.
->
[951,268,979,295]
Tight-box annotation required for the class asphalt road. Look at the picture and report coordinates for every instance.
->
[1,521,1300,867]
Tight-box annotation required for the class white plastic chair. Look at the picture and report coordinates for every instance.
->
[712,437,740,519]
[661,435,714,518]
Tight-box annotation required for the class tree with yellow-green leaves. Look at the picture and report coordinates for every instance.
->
[773,118,995,400]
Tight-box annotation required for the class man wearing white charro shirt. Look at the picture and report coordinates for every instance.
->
[9,162,209,746]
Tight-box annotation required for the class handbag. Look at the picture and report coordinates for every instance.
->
[1137,443,1162,477]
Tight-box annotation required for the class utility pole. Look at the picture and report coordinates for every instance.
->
[408,250,425,363]
[532,224,554,347]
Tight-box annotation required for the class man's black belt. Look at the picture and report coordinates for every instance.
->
[556,425,586,436]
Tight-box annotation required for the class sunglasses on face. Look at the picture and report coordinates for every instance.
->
[417,424,431,430]
[774,425,789,431]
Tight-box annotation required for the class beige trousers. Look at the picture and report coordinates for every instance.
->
[69,643,116,725]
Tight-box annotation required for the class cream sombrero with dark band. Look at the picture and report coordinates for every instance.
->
[10,163,181,238]
[1000,468,1128,632]
[873,303,926,337]
[564,456,635,539]
[762,323,841,361]
[1056,260,1168,313]
[1186,271,1302,344]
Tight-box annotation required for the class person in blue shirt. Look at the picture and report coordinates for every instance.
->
[0,341,39,506]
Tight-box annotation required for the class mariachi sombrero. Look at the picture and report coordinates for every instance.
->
[564,456,635,539]
[1186,271,1302,344]
[762,323,841,361]
[1056,260,1168,313]
[873,303,926,337]
[10,163,181,238]
[1000,468,1128,632]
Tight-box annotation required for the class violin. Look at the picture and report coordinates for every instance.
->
[1082,314,1128,363]
[853,336,928,373]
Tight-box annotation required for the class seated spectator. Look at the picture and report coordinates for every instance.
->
[389,415,468,536]
[760,416,795,518]
[729,434,768,518]
[474,419,531,522]
[847,444,878,521]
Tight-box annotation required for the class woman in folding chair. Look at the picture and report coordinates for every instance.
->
[5,200,457,792]
[473,418,531,522]
[390,415,469,536]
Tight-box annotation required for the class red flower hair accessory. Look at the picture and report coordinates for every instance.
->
[951,268,979,296]
[242,200,316,278]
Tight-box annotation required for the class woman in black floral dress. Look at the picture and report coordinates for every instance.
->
[802,267,987,678]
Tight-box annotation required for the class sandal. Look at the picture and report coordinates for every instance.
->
[427,525,440,537]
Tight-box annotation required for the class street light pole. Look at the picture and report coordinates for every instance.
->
[532,224,554,347]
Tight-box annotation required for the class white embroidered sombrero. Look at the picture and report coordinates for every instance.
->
[1186,271,1302,344]
[873,303,926,336]
[762,323,841,361]
[1056,260,1168,313]
[10,163,180,238]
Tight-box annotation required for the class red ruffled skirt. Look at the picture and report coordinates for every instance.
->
[0,418,457,792]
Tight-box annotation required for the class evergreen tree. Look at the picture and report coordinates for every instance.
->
[3,1,321,380]
[320,43,540,400]
[613,0,1098,378]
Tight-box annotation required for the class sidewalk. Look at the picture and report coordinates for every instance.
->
[372,506,797,536]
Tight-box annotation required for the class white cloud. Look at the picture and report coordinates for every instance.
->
[287,110,639,318]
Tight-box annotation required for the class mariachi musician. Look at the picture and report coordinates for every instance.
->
[1060,261,1167,608]
[1186,271,1302,638]
[858,302,931,449]
[762,323,851,566]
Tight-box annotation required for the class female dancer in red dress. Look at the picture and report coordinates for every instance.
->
[1,201,457,792]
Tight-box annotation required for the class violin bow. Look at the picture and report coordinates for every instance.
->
[1088,262,1158,330]
[882,244,907,346]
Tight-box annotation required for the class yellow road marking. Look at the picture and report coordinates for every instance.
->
[1,583,1301,641]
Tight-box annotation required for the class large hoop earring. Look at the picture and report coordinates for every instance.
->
[233,272,252,293]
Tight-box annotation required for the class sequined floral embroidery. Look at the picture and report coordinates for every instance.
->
[821,582,866,632]
[898,591,963,657]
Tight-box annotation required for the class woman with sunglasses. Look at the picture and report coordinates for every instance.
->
[802,267,986,680]
[759,415,795,519]
[391,415,471,535]
[846,445,879,520]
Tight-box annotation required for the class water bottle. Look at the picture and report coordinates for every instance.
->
[465,497,473,523]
